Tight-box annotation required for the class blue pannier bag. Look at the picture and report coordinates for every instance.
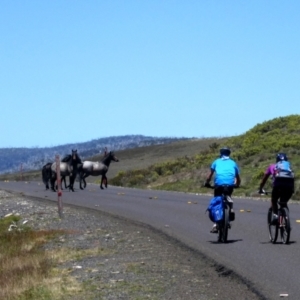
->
[207,196,223,222]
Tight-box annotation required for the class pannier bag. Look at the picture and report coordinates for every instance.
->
[207,196,223,222]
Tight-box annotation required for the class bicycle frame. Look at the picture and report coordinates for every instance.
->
[267,199,291,244]
[206,184,236,243]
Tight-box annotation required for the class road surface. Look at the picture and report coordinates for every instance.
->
[1,180,300,299]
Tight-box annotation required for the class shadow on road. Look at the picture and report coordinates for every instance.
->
[209,239,243,244]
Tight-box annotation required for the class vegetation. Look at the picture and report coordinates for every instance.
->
[110,115,300,200]
[0,215,65,299]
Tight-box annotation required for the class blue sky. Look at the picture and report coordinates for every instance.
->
[1,1,299,148]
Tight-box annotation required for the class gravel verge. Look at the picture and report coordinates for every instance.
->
[0,189,266,300]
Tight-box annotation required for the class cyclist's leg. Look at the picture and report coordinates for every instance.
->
[271,187,280,215]
[280,188,293,210]
[214,186,223,197]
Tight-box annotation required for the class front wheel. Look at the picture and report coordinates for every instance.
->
[268,208,278,243]
[280,208,291,244]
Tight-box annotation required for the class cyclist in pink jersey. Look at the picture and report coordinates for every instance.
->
[259,153,294,223]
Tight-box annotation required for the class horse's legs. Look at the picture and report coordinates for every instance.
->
[68,174,75,192]
[78,172,85,190]
[44,179,49,190]
[50,175,56,192]
[42,169,50,190]
[100,174,108,189]
[100,175,107,189]
[81,173,88,189]
[61,176,68,190]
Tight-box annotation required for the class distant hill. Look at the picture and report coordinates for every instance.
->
[0,135,191,174]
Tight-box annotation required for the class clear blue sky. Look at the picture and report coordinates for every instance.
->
[1,1,299,148]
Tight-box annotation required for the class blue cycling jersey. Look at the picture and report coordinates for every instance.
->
[211,157,240,186]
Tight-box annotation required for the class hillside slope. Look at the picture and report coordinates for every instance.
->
[0,137,227,183]
[110,115,300,199]
[0,135,190,174]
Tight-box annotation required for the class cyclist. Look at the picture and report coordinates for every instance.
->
[258,153,294,224]
[205,147,241,233]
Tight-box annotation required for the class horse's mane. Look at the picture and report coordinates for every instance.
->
[62,155,71,162]
[43,162,52,168]
[62,152,82,165]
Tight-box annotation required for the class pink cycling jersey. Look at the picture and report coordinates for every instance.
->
[265,164,276,185]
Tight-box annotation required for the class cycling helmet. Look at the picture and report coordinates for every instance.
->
[276,153,288,162]
[220,147,231,157]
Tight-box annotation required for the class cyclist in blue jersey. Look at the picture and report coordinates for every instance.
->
[205,147,241,233]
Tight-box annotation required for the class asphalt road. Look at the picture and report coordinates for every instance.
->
[1,180,300,299]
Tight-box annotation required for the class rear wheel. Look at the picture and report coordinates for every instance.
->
[280,208,291,244]
[268,208,278,243]
[217,223,223,242]
[218,206,229,243]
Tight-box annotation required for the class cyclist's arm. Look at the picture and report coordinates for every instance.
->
[205,169,214,184]
[235,173,241,187]
[259,173,270,190]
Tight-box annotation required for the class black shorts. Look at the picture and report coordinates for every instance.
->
[271,186,293,205]
[214,185,233,197]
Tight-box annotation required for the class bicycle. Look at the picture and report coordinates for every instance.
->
[260,190,291,244]
[205,184,238,243]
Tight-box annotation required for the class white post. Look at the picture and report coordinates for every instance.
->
[55,155,63,218]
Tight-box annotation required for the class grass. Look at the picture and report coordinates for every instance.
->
[0,211,169,300]
[0,215,65,299]
[0,214,114,300]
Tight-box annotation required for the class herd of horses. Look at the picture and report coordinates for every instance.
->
[42,149,119,192]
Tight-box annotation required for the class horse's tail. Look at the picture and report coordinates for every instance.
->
[42,163,52,185]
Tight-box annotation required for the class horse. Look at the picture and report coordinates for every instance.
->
[50,149,82,192]
[42,162,68,190]
[78,151,119,190]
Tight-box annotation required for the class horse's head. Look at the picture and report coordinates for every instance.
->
[109,151,119,162]
[101,151,119,166]
[71,149,82,163]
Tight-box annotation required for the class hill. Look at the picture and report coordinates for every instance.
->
[0,137,227,183]
[3,115,300,200]
[0,135,191,174]
[109,115,300,199]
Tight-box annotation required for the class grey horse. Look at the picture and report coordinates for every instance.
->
[42,162,69,190]
[50,149,82,192]
[78,151,119,190]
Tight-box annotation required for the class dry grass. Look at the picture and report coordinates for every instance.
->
[0,214,119,300]
[0,216,73,299]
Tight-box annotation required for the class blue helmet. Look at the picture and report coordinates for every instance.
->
[276,153,288,162]
[220,147,231,157]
